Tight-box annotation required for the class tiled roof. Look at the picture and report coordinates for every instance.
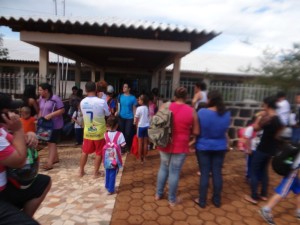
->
[0,15,218,39]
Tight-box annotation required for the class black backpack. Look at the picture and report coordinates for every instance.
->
[272,143,300,176]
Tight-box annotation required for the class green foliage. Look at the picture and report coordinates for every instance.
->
[252,44,300,91]
[0,34,9,59]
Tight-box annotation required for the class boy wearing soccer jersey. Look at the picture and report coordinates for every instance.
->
[79,82,110,178]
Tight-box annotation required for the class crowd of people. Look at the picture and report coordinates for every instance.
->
[1,80,300,224]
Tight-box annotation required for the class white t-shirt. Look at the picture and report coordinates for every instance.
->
[135,105,150,127]
[244,126,263,151]
[276,99,291,126]
[72,110,83,129]
[106,131,126,147]
[80,96,110,140]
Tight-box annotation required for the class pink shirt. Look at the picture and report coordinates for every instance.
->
[158,102,194,154]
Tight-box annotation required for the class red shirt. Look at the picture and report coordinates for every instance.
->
[20,117,36,133]
[158,102,194,154]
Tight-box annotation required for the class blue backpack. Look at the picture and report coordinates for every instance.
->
[103,132,122,169]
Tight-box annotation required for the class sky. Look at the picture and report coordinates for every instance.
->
[0,0,299,58]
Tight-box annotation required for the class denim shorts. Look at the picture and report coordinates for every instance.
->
[137,126,148,138]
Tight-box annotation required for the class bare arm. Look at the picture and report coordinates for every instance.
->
[29,98,40,115]
[192,92,202,107]
[0,113,27,168]
[192,110,200,136]
[44,108,65,120]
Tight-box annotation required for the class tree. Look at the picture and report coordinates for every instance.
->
[0,34,9,59]
[251,43,300,91]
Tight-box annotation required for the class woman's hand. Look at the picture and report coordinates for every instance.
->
[1,112,23,132]
[44,114,52,120]
[25,132,39,148]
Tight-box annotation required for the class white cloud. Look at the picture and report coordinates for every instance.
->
[0,0,299,57]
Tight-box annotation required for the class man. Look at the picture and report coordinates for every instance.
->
[192,81,208,111]
[79,82,110,178]
[290,93,300,144]
[0,92,51,224]
[276,91,291,139]
[68,86,79,116]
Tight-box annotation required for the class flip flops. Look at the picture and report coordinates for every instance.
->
[42,164,53,171]
[244,195,258,204]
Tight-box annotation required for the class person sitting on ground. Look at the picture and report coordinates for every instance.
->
[0,92,51,225]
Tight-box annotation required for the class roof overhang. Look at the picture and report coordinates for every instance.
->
[0,16,220,73]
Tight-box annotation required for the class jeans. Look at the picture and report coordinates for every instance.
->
[118,117,134,149]
[75,128,83,144]
[250,150,271,200]
[105,168,118,193]
[196,150,226,205]
[291,127,300,144]
[246,154,253,178]
[156,152,186,203]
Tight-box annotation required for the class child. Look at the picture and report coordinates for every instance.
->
[20,106,36,133]
[260,150,300,225]
[103,116,126,195]
[72,103,83,145]
[134,94,150,164]
[238,114,263,182]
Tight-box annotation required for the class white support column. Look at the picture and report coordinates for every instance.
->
[75,61,81,88]
[100,69,105,81]
[39,47,49,82]
[151,71,159,89]
[172,56,181,95]
[91,68,96,82]
[20,66,25,94]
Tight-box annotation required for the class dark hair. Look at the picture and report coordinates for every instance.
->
[139,94,149,105]
[97,80,107,92]
[77,89,83,98]
[263,96,277,109]
[72,86,78,91]
[0,92,12,111]
[39,83,53,97]
[276,91,286,98]
[207,90,226,115]
[174,87,188,100]
[151,88,159,96]
[196,102,207,112]
[195,81,207,91]
[106,116,118,128]
[85,82,96,92]
[22,84,37,104]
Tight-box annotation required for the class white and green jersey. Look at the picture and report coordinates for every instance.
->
[80,96,110,140]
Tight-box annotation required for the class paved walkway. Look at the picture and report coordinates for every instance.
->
[36,145,299,225]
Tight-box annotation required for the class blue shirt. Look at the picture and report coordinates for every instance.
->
[119,94,137,119]
[196,108,231,151]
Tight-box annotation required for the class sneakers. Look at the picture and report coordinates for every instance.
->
[259,208,275,225]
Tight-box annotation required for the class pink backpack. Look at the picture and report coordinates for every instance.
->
[237,125,256,151]
[103,132,123,169]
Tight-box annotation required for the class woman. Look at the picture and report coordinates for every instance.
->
[244,96,283,204]
[22,84,39,117]
[117,83,137,151]
[38,83,65,170]
[155,87,199,206]
[194,90,230,208]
